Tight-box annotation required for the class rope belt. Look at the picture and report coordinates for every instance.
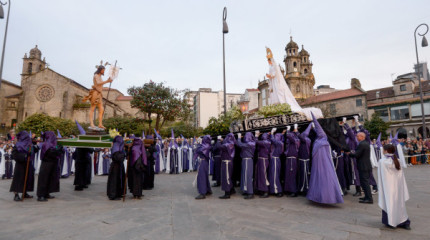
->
[222,160,232,185]
[286,156,296,171]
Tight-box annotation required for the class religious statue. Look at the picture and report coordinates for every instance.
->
[265,47,323,120]
[83,61,120,130]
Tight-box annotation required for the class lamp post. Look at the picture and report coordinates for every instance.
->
[222,7,228,116]
[414,23,429,139]
[0,0,10,90]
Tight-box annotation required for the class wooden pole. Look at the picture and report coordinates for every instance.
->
[21,147,31,202]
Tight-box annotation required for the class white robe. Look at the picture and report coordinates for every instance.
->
[0,148,5,176]
[378,155,409,227]
[370,145,378,168]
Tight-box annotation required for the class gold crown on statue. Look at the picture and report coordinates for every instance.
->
[266,47,273,60]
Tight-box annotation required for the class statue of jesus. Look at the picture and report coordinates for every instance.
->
[82,63,113,130]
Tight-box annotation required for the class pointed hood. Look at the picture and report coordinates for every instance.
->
[261,133,269,141]
[223,133,236,158]
[16,131,32,153]
[376,133,382,148]
[169,129,178,148]
[312,113,326,139]
[142,131,145,139]
[111,135,124,154]
[391,131,399,145]
[41,131,57,160]
[154,128,162,140]
[75,121,86,135]
[57,129,62,138]
[300,123,313,139]
[131,138,147,166]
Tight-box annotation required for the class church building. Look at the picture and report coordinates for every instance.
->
[0,46,140,129]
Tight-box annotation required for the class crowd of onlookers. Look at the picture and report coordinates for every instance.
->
[376,136,430,166]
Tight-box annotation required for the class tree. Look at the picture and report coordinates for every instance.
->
[203,106,244,136]
[17,113,82,137]
[364,112,391,140]
[128,81,191,133]
[103,116,146,136]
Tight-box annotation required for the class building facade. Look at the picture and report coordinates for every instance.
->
[283,37,315,100]
[300,79,368,120]
[0,46,140,129]
[367,63,430,138]
[189,88,241,128]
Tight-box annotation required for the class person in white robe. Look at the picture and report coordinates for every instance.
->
[378,144,411,230]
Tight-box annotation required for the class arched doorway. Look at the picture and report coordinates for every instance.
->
[397,128,407,140]
[417,126,430,138]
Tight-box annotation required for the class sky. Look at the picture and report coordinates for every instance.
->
[1,0,430,96]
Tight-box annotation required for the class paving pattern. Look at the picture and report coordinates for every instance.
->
[0,166,429,240]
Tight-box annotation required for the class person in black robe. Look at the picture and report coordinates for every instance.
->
[128,137,147,199]
[211,137,222,187]
[143,135,155,190]
[107,135,126,200]
[73,147,94,191]
[10,131,34,201]
[232,144,242,187]
[37,131,64,201]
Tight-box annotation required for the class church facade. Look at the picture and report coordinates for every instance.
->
[0,46,140,129]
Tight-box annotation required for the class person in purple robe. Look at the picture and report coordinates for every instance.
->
[211,137,222,187]
[153,129,164,173]
[219,133,236,199]
[100,148,111,175]
[307,114,344,204]
[236,132,256,199]
[298,123,312,195]
[195,135,213,199]
[128,137,147,199]
[3,145,14,179]
[37,131,64,202]
[269,129,284,197]
[168,130,179,174]
[284,126,300,197]
[344,122,361,196]
[255,132,271,198]
[10,131,35,201]
[107,135,126,200]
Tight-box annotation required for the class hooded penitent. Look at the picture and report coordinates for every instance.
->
[306,114,344,204]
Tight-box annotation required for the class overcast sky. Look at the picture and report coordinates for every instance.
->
[2,0,430,95]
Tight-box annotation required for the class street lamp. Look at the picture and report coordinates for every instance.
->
[414,23,429,139]
[0,0,10,90]
[222,7,228,116]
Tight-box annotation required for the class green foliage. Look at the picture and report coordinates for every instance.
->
[256,103,292,118]
[127,81,191,130]
[203,106,244,136]
[103,116,146,136]
[159,121,203,138]
[364,112,391,139]
[17,113,81,137]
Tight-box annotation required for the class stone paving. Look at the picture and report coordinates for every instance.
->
[0,166,429,240]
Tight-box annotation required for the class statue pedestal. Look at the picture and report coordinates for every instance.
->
[58,134,112,148]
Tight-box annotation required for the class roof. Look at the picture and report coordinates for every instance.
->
[286,36,298,49]
[116,96,133,101]
[368,95,430,108]
[301,88,365,105]
[1,79,22,89]
[413,80,430,93]
[5,93,22,98]
[246,88,259,92]
[366,87,395,101]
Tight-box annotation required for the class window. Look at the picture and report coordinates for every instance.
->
[356,98,362,107]
[376,91,380,99]
[296,85,300,93]
[411,102,430,117]
[293,49,295,55]
[390,105,409,121]
[375,108,389,122]
[39,65,43,71]
[400,84,406,91]
[304,57,307,63]
[330,103,336,115]
[304,68,308,74]
[28,63,32,74]
[293,62,297,67]
[262,88,267,107]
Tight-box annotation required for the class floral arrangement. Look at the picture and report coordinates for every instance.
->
[256,103,292,118]
[109,128,120,139]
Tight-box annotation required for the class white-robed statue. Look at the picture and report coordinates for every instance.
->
[265,47,323,120]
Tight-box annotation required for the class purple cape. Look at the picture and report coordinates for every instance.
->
[16,131,32,153]
[111,135,124,154]
[41,131,57,160]
[131,138,147,166]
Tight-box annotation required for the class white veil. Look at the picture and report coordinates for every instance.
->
[267,57,323,119]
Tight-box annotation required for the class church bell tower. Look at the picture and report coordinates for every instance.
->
[21,45,46,81]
